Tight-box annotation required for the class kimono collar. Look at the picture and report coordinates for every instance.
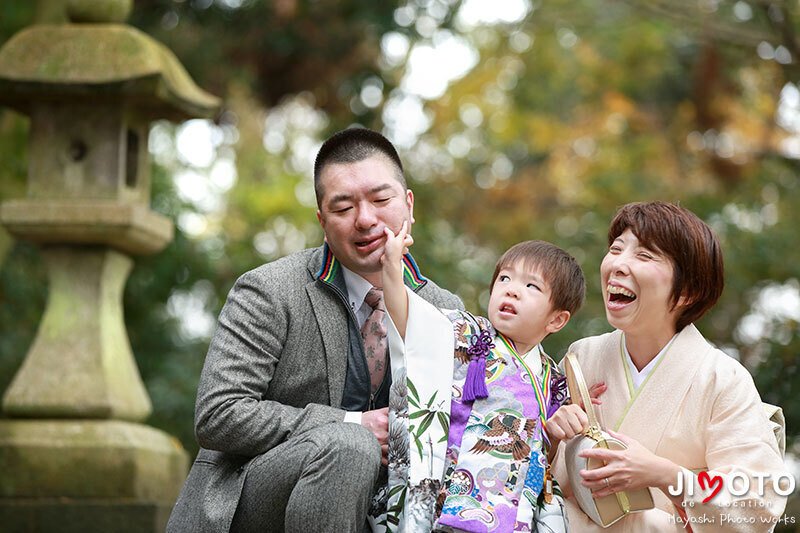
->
[315,242,428,291]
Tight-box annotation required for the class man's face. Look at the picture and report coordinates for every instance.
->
[316,155,414,285]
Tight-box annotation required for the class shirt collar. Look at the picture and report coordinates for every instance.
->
[315,242,428,291]
[341,265,375,311]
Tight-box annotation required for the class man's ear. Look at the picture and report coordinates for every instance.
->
[545,310,571,334]
[316,210,328,242]
[406,189,415,224]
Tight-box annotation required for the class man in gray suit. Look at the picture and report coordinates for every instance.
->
[166,128,463,532]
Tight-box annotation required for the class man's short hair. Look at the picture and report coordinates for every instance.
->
[608,201,724,331]
[490,240,586,315]
[313,128,406,205]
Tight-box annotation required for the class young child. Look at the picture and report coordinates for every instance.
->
[380,223,585,533]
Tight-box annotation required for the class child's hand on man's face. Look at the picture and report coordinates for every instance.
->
[381,221,414,267]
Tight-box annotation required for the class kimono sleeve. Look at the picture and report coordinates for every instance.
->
[385,288,455,483]
[678,359,789,531]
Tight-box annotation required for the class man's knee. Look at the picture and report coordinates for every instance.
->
[312,423,381,474]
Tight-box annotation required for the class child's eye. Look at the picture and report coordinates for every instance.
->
[527,283,541,291]
[498,275,510,282]
[609,245,622,253]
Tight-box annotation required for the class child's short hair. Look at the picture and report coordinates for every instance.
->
[490,240,585,315]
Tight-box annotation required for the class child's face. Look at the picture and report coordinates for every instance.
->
[488,259,566,351]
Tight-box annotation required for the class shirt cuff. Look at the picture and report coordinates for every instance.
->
[343,411,362,425]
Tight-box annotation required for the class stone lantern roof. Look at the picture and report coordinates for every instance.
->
[0,23,219,121]
[0,1,221,256]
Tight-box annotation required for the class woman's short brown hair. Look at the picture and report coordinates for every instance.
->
[490,240,586,315]
[608,202,724,331]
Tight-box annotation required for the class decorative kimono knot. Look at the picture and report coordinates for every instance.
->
[463,330,493,402]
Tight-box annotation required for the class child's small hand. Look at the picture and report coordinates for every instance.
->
[381,221,413,266]
[380,222,413,338]
[546,381,606,442]
[547,404,590,442]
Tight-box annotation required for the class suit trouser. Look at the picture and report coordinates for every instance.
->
[230,422,382,533]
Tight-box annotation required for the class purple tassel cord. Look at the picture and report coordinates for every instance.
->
[462,330,494,402]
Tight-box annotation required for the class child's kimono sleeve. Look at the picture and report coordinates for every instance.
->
[371,288,456,533]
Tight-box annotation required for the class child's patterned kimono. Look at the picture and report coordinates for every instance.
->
[369,290,570,533]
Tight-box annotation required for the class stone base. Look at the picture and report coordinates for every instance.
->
[0,419,188,532]
[0,500,172,533]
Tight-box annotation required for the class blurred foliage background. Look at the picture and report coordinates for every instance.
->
[1,0,799,464]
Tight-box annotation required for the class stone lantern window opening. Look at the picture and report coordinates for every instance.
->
[68,138,88,163]
[125,128,139,189]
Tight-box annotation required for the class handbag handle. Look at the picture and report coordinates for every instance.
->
[564,353,640,517]
[564,352,601,430]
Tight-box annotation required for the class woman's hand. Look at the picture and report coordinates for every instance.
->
[578,430,681,499]
[546,382,606,441]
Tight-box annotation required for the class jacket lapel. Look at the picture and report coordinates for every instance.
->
[306,245,349,408]
[306,282,349,408]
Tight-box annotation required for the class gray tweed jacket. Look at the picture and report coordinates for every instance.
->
[166,244,463,532]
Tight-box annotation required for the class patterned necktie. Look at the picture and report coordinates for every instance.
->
[361,287,388,393]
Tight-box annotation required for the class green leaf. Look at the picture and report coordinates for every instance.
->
[425,390,438,408]
[437,410,450,435]
[387,484,405,498]
[409,409,430,419]
[407,380,420,402]
[413,433,424,460]
[417,411,435,436]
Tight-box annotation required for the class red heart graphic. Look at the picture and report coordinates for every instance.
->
[698,471,723,503]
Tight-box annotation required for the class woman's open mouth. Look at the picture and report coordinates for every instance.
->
[607,284,637,309]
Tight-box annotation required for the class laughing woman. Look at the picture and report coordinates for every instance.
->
[548,202,787,532]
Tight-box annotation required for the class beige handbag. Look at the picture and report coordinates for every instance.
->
[563,352,654,528]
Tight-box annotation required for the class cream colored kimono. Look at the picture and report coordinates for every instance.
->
[551,325,788,532]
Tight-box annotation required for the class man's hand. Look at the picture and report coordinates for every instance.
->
[361,407,389,465]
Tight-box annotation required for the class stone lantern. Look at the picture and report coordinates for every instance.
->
[0,0,219,530]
